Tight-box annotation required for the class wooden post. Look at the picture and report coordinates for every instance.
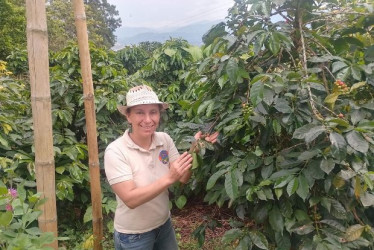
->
[72,0,103,249]
[25,0,58,248]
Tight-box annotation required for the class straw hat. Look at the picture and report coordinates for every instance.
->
[118,85,169,115]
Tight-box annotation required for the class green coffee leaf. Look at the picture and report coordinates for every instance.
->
[225,171,239,200]
[175,195,187,209]
[197,100,214,116]
[320,158,335,174]
[164,48,176,57]
[320,219,346,232]
[250,80,264,106]
[237,236,252,250]
[269,205,284,234]
[83,206,92,223]
[275,231,291,250]
[351,65,362,81]
[304,126,326,144]
[330,132,347,161]
[249,230,269,249]
[222,228,242,243]
[293,124,318,139]
[332,61,348,73]
[296,175,309,201]
[206,169,227,190]
[346,131,369,153]
[192,152,199,169]
[360,192,374,207]
[226,57,238,83]
[280,200,293,218]
[269,32,281,55]
[324,92,340,108]
[287,177,299,196]
[274,97,292,113]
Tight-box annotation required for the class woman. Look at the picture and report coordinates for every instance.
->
[104,85,218,250]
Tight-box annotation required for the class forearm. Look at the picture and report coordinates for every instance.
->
[112,152,192,208]
[112,176,173,209]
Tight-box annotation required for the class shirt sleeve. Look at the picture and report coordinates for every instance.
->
[104,145,133,185]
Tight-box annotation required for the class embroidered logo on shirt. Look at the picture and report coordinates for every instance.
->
[159,150,169,164]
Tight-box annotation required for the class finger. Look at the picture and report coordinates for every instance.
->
[178,153,192,166]
[184,151,192,158]
[194,131,202,140]
[183,163,192,171]
[207,132,219,142]
[177,152,188,162]
[205,136,214,143]
[181,155,192,165]
[211,131,219,138]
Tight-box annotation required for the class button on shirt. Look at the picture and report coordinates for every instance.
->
[104,130,180,233]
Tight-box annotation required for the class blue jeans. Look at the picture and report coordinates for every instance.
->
[114,218,178,250]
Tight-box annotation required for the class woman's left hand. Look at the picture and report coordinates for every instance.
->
[194,131,219,144]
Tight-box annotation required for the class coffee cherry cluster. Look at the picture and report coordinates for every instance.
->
[335,80,350,93]
[242,103,253,116]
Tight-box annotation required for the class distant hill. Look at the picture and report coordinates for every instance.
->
[112,20,223,50]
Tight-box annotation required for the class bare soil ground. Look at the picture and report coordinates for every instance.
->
[171,198,234,250]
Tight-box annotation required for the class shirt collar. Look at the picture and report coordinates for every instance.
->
[123,129,164,151]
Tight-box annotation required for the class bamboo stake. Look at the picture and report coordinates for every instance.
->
[72,1,103,249]
[25,0,58,248]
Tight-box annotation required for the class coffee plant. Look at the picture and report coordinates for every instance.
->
[169,0,374,248]
[0,43,128,246]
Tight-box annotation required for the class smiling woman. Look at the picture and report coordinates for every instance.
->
[104,85,219,249]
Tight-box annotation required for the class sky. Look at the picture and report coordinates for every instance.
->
[107,0,235,29]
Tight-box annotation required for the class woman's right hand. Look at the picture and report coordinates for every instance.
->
[168,152,192,183]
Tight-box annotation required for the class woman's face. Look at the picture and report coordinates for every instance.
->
[126,104,160,137]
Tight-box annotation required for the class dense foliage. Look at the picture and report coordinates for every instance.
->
[0,0,121,59]
[1,0,374,249]
[116,41,162,75]
[0,0,26,59]
[169,0,374,248]
[46,0,121,51]
[1,44,126,248]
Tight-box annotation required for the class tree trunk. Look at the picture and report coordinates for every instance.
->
[25,0,58,248]
[72,1,103,249]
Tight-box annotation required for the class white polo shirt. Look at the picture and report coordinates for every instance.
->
[104,130,180,233]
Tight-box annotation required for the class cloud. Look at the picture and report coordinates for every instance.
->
[108,0,234,28]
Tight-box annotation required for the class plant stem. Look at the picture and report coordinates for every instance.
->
[298,11,324,121]
[352,207,364,225]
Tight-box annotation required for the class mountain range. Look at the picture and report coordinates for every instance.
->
[112,20,223,50]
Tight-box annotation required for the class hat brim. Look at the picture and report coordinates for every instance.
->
[118,103,169,116]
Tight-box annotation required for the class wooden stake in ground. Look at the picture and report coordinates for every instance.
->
[25,0,58,248]
[72,1,103,249]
